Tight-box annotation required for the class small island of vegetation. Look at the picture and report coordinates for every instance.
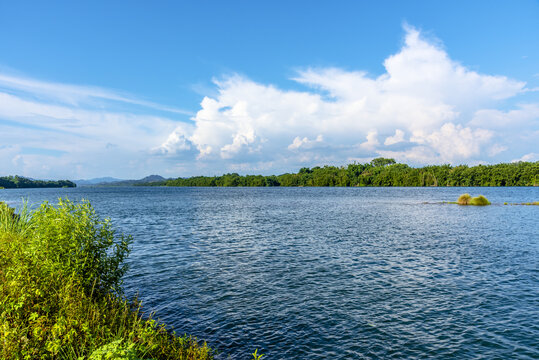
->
[0,176,76,189]
[455,193,491,206]
[139,158,538,187]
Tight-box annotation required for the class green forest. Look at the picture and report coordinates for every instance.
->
[143,158,539,187]
[0,176,76,189]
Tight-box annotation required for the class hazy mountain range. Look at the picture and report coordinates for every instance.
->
[73,175,166,186]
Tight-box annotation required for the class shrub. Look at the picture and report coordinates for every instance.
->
[88,339,140,360]
[0,199,213,360]
[29,199,131,296]
[470,195,491,206]
[457,193,471,205]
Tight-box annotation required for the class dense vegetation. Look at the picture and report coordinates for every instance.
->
[142,159,539,187]
[0,200,213,359]
[0,175,76,189]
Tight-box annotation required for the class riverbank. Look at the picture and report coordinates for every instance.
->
[0,200,213,359]
[139,158,539,187]
[0,176,76,189]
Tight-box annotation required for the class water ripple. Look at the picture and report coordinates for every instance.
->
[2,186,538,359]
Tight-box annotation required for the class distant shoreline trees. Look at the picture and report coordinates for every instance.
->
[141,158,539,187]
[0,176,76,189]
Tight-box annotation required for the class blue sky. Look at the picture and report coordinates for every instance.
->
[0,1,538,179]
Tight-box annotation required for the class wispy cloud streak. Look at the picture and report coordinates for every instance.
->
[0,73,194,115]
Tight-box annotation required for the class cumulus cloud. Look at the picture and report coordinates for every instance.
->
[360,131,380,150]
[512,153,539,163]
[158,25,534,168]
[413,123,493,161]
[2,25,537,179]
[384,129,405,146]
[288,135,324,150]
[377,123,494,164]
[469,104,539,129]
[152,123,194,155]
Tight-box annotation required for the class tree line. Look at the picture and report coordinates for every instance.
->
[0,175,76,189]
[141,158,539,187]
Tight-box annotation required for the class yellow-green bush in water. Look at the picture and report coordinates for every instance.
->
[457,193,471,205]
[455,194,491,206]
[469,195,491,206]
[0,199,213,360]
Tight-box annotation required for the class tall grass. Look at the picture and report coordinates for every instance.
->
[0,200,33,237]
[0,199,214,360]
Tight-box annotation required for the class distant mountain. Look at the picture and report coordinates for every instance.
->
[139,175,166,183]
[73,177,124,186]
[94,175,167,186]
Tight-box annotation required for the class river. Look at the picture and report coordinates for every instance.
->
[2,186,538,359]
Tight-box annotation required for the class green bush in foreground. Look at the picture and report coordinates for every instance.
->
[0,200,213,360]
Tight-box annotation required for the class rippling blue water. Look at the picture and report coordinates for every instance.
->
[2,187,538,359]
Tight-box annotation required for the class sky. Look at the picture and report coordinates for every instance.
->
[0,1,538,180]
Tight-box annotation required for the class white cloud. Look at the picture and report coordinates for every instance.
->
[378,123,494,164]
[412,123,493,160]
[220,128,257,158]
[488,144,508,157]
[157,25,533,168]
[2,25,537,179]
[0,73,192,115]
[360,130,380,150]
[0,80,188,178]
[512,153,539,163]
[11,154,23,167]
[469,104,539,129]
[384,129,405,145]
[0,92,176,150]
[152,123,194,155]
[288,135,324,150]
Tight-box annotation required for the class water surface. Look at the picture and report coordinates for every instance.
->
[2,187,538,359]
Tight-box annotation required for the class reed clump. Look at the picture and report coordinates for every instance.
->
[455,194,491,206]
[469,195,491,206]
[0,199,213,360]
[457,193,472,205]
